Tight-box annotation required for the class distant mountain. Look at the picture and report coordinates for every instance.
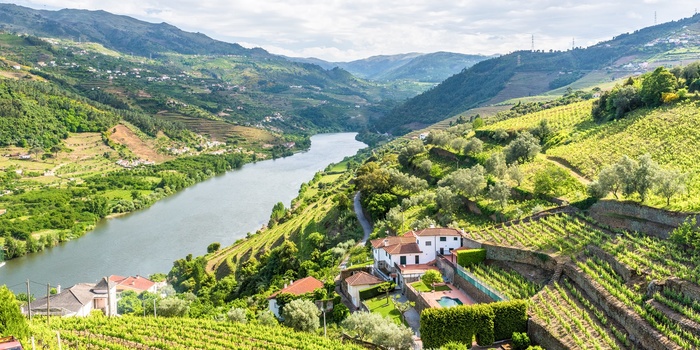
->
[375,14,700,134]
[287,52,491,83]
[0,3,270,57]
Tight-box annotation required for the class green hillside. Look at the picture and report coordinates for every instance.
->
[375,14,700,134]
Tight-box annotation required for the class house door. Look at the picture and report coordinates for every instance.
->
[400,256,407,265]
[415,255,419,264]
[440,247,444,255]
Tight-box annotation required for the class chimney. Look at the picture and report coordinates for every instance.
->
[284,283,287,288]
[429,223,435,228]
[383,239,389,246]
[290,280,294,285]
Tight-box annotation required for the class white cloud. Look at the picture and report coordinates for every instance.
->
[5,0,698,61]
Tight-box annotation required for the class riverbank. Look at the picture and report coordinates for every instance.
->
[1,133,366,292]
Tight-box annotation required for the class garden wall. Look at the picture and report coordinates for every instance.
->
[404,283,431,314]
[438,257,497,304]
[589,200,697,238]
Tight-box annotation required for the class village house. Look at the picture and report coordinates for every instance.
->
[108,275,159,295]
[267,276,324,318]
[23,277,117,317]
[371,227,464,287]
[343,271,384,308]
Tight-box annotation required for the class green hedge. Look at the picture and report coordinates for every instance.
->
[492,300,528,341]
[359,282,394,301]
[456,249,486,267]
[420,300,527,349]
[421,304,494,349]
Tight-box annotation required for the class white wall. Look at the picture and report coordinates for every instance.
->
[268,299,281,318]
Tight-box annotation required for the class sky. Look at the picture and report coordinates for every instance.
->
[4,1,699,61]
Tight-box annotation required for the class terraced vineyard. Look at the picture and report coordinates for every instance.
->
[530,280,628,349]
[47,314,363,350]
[467,263,542,299]
[465,213,607,256]
[480,100,594,134]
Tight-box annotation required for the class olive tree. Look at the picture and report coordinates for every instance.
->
[504,132,541,164]
[0,286,29,339]
[342,312,414,349]
[282,299,320,332]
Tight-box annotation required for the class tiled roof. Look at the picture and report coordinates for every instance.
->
[268,276,324,299]
[28,283,96,314]
[109,275,156,292]
[371,235,422,255]
[345,271,384,286]
[411,227,463,237]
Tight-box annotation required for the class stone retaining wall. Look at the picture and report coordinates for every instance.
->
[404,283,431,314]
[563,263,681,350]
[528,318,568,350]
[482,243,558,271]
[589,200,697,238]
[438,257,494,304]
[586,245,634,282]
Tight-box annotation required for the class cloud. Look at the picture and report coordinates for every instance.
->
[6,0,698,61]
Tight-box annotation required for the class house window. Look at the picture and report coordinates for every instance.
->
[400,256,407,265]
[415,255,419,264]
[425,241,431,246]
[439,237,447,242]
[454,237,458,241]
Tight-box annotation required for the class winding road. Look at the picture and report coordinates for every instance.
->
[354,191,373,244]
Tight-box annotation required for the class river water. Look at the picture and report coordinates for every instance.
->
[0,133,365,292]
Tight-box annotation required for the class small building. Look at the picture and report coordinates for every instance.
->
[24,277,117,317]
[371,227,464,287]
[109,275,158,295]
[267,276,324,318]
[344,271,385,308]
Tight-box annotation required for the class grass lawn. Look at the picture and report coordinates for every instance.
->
[411,281,451,292]
[365,296,403,325]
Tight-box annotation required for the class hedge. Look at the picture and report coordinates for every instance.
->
[456,248,486,267]
[420,300,527,349]
[492,300,528,341]
[421,304,494,349]
[359,282,394,301]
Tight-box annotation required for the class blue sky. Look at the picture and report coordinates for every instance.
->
[5,1,698,61]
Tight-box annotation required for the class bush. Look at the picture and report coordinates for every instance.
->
[512,332,530,349]
[0,286,29,339]
[492,300,528,341]
[420,300,527,349]
[282,299,320,332]
[456,249,486,267]
[227,307,247,323]
[359,282,394,301]
[441,341,469,350]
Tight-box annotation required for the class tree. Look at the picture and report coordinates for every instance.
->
[257,310,278,327]
[614,155,638,198]
[435,187,459,214]
[282,299,320,332]
[450,138,468,153]
[207,242,221,253]
[634,154,659,202]
[392,295,415,324]
[342,312,414,349]
[157,297,189,317]
[488,181,511,209]
[438,165,486,200]
[533,167,570,197]
[641,67,677,107]
[463,137,483,155]
[530,119,553,144]
[227,307,248,323]
[419,160,433,176]
[609,85,642,118]
[421,270,443,290]
[0,286,29,339]
[485,153,507,179]
[507,164,523,187]
[117,290,143,315]
[503,132,541,164]
[655,169,686,206]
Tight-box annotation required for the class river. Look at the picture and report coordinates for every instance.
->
[0,133,365,293]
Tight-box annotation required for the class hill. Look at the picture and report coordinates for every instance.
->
[0,3,269,57]
[375,14,700,134]
[289,52,490,83]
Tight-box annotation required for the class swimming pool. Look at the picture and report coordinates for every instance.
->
[437,296,463,307]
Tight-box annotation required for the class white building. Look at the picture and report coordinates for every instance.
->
[267,276,324,318]
[24,277,117,317]
[344,271,384,308]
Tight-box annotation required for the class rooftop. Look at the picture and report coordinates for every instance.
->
[268,276,324,299]
[109,275,156,292]
[345,271,385,287]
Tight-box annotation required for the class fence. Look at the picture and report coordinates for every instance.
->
[453,263,507,302]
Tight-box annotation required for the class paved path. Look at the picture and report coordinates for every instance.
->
[354,191,373,244]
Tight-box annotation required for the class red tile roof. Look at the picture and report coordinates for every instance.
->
[109,275,155,293]
[411,227,463,237]
[268,276,324,299]
[371,236,422,255]
[345,271,384,287]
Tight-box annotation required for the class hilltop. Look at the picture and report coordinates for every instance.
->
[375,14,700,134]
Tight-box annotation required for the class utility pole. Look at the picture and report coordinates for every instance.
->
[153,299,157,318]
[531,34,534,52]
[26,279,32,320]
[655,11,657,25]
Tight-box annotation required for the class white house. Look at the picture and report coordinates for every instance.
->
[267,276,324,318]
[24,277,117,317]
[344,271,384,308]
[371,227,464,287]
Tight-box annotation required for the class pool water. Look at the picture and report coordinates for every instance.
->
[437,296,463,307]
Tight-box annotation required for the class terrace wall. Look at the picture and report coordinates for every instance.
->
[589,200,697,239]
[585,245,634,282]
[563,263,681,350]
[404,283,431,314]
[438,257,497,304]
[481,243,558,272]
[528,318,568,350]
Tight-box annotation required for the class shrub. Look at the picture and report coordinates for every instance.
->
[227,307,247,323]
[441,341,469,350]
[0,286,29,339]
[512,332,530,349]
[456,249,486,267]
[492,300,528,341]
[282,299,320,332]
[359,282,394,300]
